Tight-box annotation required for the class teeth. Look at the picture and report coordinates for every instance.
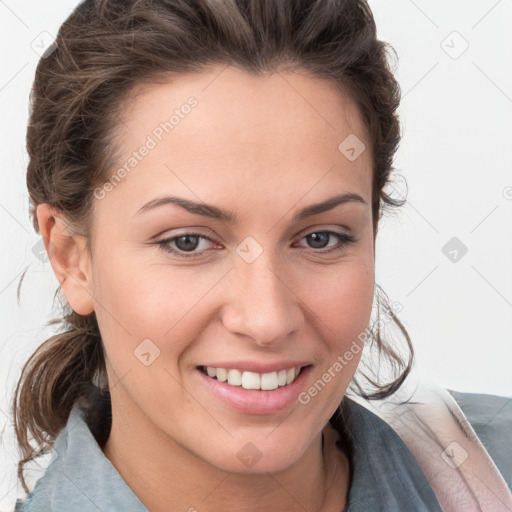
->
[203,366,303,390]
[261,372,278,390]
[241,371,260,390]
[227,369,242,386]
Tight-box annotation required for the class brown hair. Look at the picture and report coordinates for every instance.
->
[13,0,413,494]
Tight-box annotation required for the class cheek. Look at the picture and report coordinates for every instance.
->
[299,257,374,381]
[300,256,375,343]
[90,251,211,421]
[90,248,226,372]
[293,258,374,430]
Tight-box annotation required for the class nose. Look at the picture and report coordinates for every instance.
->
[221,252,303,347]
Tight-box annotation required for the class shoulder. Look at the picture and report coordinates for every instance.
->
[12,430,67,512]
[448,389,512,489]
[13,465,55,512]
[12,405,87,512]
[13,402,148,512]
[335,397,443,511]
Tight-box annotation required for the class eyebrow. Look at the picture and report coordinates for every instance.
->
[135,192,367,223]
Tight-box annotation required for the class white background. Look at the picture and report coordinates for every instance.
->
[1,0,511,509]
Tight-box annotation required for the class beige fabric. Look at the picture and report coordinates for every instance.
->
[348,372,512,512]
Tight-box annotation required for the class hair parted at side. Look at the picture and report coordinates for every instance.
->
[13,0,412,494]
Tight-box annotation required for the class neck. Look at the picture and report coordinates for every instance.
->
[101,396,349,512]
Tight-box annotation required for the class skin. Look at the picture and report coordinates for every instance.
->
[37,65,376,512]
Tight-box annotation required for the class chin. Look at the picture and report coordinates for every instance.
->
[203,440,305,475]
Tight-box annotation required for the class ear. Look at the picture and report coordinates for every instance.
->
[36,203,95,315]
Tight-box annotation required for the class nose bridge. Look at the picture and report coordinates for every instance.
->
[225,245,301,345]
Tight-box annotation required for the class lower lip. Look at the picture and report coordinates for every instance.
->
[195,366,312,415]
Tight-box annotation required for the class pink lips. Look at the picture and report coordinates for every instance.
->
[195,365,312,415]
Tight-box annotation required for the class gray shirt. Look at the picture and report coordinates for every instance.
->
[14,390,511,511]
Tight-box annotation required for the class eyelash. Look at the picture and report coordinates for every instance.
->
[154,230,357,259]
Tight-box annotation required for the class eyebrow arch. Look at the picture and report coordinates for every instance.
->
[135,192,367,223]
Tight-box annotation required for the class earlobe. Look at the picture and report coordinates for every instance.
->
[36,203,95,315]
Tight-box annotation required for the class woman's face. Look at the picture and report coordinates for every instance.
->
[87,65,375,473]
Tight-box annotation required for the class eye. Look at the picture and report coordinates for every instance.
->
[155,229,357,259]
[155,233,217,258]
[295,230,357,254]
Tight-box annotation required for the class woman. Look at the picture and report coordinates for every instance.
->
[11,0,512,511]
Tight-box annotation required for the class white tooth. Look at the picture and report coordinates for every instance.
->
[277,369,287,387]
[261,372,278,390]
[227,369,242,386]
[216,368,227,382]
[295,366,301,378]
[241,371,260,390]
[206,366,216,378]
[286,368,295,385]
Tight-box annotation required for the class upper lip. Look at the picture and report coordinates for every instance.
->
[198,361,311,374]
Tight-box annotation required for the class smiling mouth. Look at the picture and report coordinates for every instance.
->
[197,365,309,391]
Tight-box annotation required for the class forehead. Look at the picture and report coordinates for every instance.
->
[104,65,372,213]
